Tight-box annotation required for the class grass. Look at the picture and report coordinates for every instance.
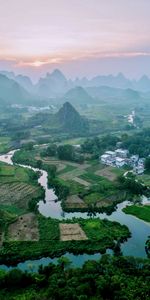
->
[84,192,103,205]
[38,215,60,241]
[57,178,85,195]
[138,174,150,187]
[0,162,38,184]
[0,205,25,216]
[0,216,130,264]
[86,161,104,173]
[68,180,85,194]
[109,167,125,176]
[123,205,150,223]
[0,162,44,211]
[0,164,15,176]
[0,209,17,230]
[58,137,85,145]
[0,137,11,154]
[79,218,130,243]
[57,164,76,175]
[79,172,104,184]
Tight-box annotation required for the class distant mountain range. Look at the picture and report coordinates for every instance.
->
[0,71,33,93]
[0,74,30,104]
[0,69,150,106]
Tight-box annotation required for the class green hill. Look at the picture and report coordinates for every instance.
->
[55,101,89,133]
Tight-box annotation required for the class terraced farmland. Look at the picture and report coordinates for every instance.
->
[0,162,44,210]
[0,182,42,209]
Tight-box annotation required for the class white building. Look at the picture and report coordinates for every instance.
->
[105,151,116,158]
[134,165,144,175]
[101,154,111,164]
[130,155,139,163]
[115,149,128,158]
[116,157,126,168]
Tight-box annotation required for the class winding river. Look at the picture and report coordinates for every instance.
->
[0,150,149,272]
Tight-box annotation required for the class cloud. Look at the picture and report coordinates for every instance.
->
[11,51,150,69]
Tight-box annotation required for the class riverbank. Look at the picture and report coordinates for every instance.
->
[123,204,150,223]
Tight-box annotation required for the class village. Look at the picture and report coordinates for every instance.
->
[100,148,145,175]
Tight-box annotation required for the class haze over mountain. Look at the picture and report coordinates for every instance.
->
[0,69,149,107]
[62,86,94,105]
[35,69,69,97]
[0,71,34,93]
[86,86,140,102]
[0,74,30,105]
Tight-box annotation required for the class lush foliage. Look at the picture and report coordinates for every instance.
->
[121,128,150,157]
[81,135,119,158]
[123,205,150,223]
[0,216,130,265]
[0,255,149,300]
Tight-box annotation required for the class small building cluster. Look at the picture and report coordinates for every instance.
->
[100,148,145,174]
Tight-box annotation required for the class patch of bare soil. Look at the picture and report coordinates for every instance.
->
[66,195,87,208]
[73,177,91,187]
[8,213,39,241]
[95,167,117,181]
[60,223,88,241]
[96,199,113,207]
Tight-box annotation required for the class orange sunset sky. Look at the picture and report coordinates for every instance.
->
[0,0,150,80]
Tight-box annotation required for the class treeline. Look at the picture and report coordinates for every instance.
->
[121,128,150,157]
[41,143,84,163]
[81,128,150,158]
[118,173,149,197]
[0,255,149,300]
[81,135,120,158]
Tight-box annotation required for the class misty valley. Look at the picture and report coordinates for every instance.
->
[0,69,150,300]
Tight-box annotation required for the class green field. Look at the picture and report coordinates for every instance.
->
[0,137,11,154]
[0,214,130,264]
[138,174,150,186]
[79,172,104,184]
[123,205,150,223]
[0,162,44,210]
[57,164,76,175]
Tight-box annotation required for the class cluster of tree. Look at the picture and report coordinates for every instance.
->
[41,143,84,163]
[121,128,150,157]
[118,173,148,196]
[0,255,149,299]
[48,177,70,200]
[12,149,42,169]
[81,135,120,158]
[41,143,57,157]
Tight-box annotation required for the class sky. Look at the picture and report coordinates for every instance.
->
[0,0,150,80]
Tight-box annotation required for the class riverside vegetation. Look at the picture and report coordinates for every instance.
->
[0,254,149,300]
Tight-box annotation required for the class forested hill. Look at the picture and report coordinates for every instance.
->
[28,102,89,135]
[55,101,89,133]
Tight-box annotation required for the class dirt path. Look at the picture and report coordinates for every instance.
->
[73,177,91,187]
